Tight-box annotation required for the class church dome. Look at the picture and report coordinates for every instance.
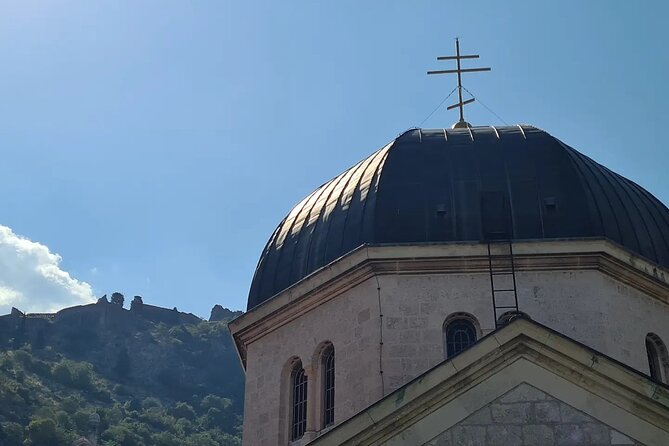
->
[248,125,669,309]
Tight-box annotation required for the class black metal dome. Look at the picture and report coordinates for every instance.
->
[248,125,669,309]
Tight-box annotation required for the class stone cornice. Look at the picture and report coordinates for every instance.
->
[230,239,669,368]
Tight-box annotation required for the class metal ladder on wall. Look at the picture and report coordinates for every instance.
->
[487,240,521,328]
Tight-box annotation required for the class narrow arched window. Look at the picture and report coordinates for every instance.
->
[646,333,669,383]
[291,361,308,441]
[647,338,661,380]
[444,318,477,358]
[322,345,335,428]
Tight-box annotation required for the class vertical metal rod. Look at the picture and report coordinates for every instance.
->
[455,38,464,123]
[487,242,498,328]
[509,242,520,311]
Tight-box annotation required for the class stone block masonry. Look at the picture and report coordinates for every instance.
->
[426,383,645,446]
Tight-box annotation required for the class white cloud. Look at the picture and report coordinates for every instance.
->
[0,224,95,314]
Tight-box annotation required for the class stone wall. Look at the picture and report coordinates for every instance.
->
[378,269,669,393]
[0,299,205,348]
[240,266,669,445]
[426,383,644,446]
[242,277,383,446]
[133,303,201,325]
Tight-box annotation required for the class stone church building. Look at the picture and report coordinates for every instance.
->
[229,125,669,445]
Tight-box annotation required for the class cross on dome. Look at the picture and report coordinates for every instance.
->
[427,38,491,128]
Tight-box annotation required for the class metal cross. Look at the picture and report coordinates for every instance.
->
[427,38,490,128]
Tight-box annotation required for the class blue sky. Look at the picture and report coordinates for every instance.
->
[0,1,667,317]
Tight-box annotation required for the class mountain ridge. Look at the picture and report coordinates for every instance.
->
[0,296,245,446]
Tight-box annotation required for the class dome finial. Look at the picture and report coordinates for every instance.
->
[427,37,490,128]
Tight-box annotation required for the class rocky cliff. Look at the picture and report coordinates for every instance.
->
[0,299,245,445]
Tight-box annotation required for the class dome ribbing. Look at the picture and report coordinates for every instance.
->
[248,125,669,310]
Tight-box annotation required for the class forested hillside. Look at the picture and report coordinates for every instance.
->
[0,303,244,446]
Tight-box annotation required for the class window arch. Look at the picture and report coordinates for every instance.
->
[321,344,335,428]
[646,333,669,383]
[443,314,478,359]
[290,360,308,441]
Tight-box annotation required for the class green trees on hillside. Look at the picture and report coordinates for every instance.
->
[0,422,24,446]
[25,418,71,446]
[0,318,243,445]
[52,360,95,390]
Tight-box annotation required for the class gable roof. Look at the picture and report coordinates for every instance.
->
[309,318,669,445]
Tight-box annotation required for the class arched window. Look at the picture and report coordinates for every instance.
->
[646,333,669,383]
[444,316,478,358]
[291,361,308,441]
[321,345,335,428]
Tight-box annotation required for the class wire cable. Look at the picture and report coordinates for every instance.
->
[462,86,509,125]
[418,87,457,127]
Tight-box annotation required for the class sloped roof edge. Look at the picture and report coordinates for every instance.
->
[310,317,669,446]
